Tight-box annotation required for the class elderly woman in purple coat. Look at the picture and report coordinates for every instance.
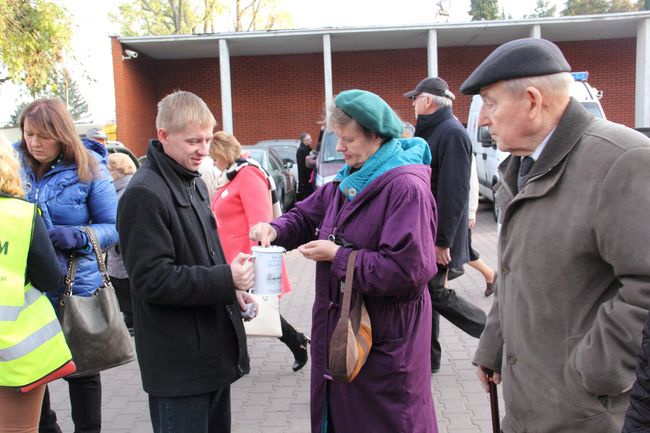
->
[250,89,439,433]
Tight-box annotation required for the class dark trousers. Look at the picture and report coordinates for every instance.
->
[149,386,231,433]
[109,276,133,328]
[39,374,102,433]
[428,266,486,369]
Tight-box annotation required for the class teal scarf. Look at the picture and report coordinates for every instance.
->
[335,137,431,200]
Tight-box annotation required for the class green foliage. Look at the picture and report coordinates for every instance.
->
[6,70,89,127]
[560,0,641,15]
[526,0,558,17]
[0,0,71,96]
[469,0,501,21]
[112,0,292,35]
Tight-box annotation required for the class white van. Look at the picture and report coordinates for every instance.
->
[467,72,606,219]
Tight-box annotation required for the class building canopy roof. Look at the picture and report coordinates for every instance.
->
[116,12,650,60]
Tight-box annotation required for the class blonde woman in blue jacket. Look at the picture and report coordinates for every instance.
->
[17,99,118,433]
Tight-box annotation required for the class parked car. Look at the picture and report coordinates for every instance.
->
[246,145,297,212]
[254,139,300,181]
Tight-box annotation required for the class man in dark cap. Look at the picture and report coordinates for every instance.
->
[404,76,486,373]
[463,38,650,432]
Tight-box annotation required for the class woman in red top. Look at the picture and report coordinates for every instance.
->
[209,131,309,372]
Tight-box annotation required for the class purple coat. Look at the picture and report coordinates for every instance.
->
[272,164,438,433]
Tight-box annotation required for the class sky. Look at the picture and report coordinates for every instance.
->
[0,0,565,124]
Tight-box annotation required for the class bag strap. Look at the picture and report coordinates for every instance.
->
[339,250,359,324]
[80,226,111,288]
[63,254,79,298]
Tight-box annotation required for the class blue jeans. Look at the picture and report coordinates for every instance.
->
[149,386,231,433]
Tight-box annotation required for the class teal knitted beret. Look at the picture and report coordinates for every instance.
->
[334,89,403,139]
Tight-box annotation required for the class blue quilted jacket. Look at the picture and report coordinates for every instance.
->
[19,138,118,302]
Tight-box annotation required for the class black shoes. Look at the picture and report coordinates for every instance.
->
[291,334,310,372]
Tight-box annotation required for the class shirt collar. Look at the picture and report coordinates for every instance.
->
[530,128,555,161]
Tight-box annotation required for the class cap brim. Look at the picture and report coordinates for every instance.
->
[403,89,419,98]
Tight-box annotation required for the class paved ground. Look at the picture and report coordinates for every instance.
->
[48,202,501,433]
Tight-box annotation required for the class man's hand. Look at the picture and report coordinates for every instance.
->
[230,252,254,291]
[469,219,476,229]
[297,240,339,262]
[249,222,277,247]
[235,291,258,319]
[476,365,501,393]
[435,246,451,265]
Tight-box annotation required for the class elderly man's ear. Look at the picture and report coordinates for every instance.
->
[524,87,544,119]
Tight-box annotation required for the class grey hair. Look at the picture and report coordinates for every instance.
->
[422,92,453,109]
[503,72,573,99]
[326,104,375,140]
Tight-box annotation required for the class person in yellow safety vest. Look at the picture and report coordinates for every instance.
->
[0,138,75,433]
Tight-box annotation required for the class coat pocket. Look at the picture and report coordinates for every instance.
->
[564,336,608,418]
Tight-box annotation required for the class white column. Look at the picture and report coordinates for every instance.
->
[219,39,233,134]
[636,18,650,128]
[428,30,438,77]
[323,34,333,118]
[529,24,541,39]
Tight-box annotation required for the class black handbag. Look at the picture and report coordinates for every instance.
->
[58,226,135,377]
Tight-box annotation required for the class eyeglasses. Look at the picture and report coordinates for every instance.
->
[410,95,428,102]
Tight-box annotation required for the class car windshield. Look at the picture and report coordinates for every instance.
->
[581,102,604,119]
[247,149,267,169]
[272,145,297,162]
[322,131,343,162]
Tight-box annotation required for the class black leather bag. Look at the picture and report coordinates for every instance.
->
[58,226,135,377]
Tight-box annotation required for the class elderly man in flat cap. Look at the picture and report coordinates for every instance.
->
[462,37,650,432]
[404,76,486,373]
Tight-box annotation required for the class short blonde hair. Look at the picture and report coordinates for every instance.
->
[107,153,137,179]
[210,131,242,166]
[156,91,216,134]
[0,136,25,197]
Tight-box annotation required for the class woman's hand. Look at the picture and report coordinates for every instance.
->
[297,240,339,262]
[249,222,277,247]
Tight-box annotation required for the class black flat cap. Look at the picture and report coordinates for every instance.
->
[460,38,571,95]
[404,77,455,100]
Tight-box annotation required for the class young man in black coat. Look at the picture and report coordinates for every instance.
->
[404,77,486,373]
[117,91,256,433]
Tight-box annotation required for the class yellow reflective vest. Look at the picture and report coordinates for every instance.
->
[0,196,72,388]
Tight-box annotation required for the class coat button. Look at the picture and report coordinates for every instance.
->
[237,365,245,374]
[501,265,510,276]
[210,247,215,256]
[507,355,517,365]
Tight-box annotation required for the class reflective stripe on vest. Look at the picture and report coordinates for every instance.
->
[0,197,34,307]
[0,287,41,321]
[0,197,72,388]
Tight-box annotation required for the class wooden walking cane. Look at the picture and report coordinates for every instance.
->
[487,369,500,433]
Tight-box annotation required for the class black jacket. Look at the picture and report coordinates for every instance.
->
[415,107,471,268]
[117,141,249,397]
[623,309,650,432]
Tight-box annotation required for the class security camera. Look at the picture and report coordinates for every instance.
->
[122,49,139,60]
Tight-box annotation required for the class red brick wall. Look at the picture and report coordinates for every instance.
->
[111,37,158,157]
[112,37,638,156]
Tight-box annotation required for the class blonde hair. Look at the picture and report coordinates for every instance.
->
[107,153,137,179]
[210,131,242,166]
[19,98,97,182]
[156,91,216,134]
[0,136,25,197]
